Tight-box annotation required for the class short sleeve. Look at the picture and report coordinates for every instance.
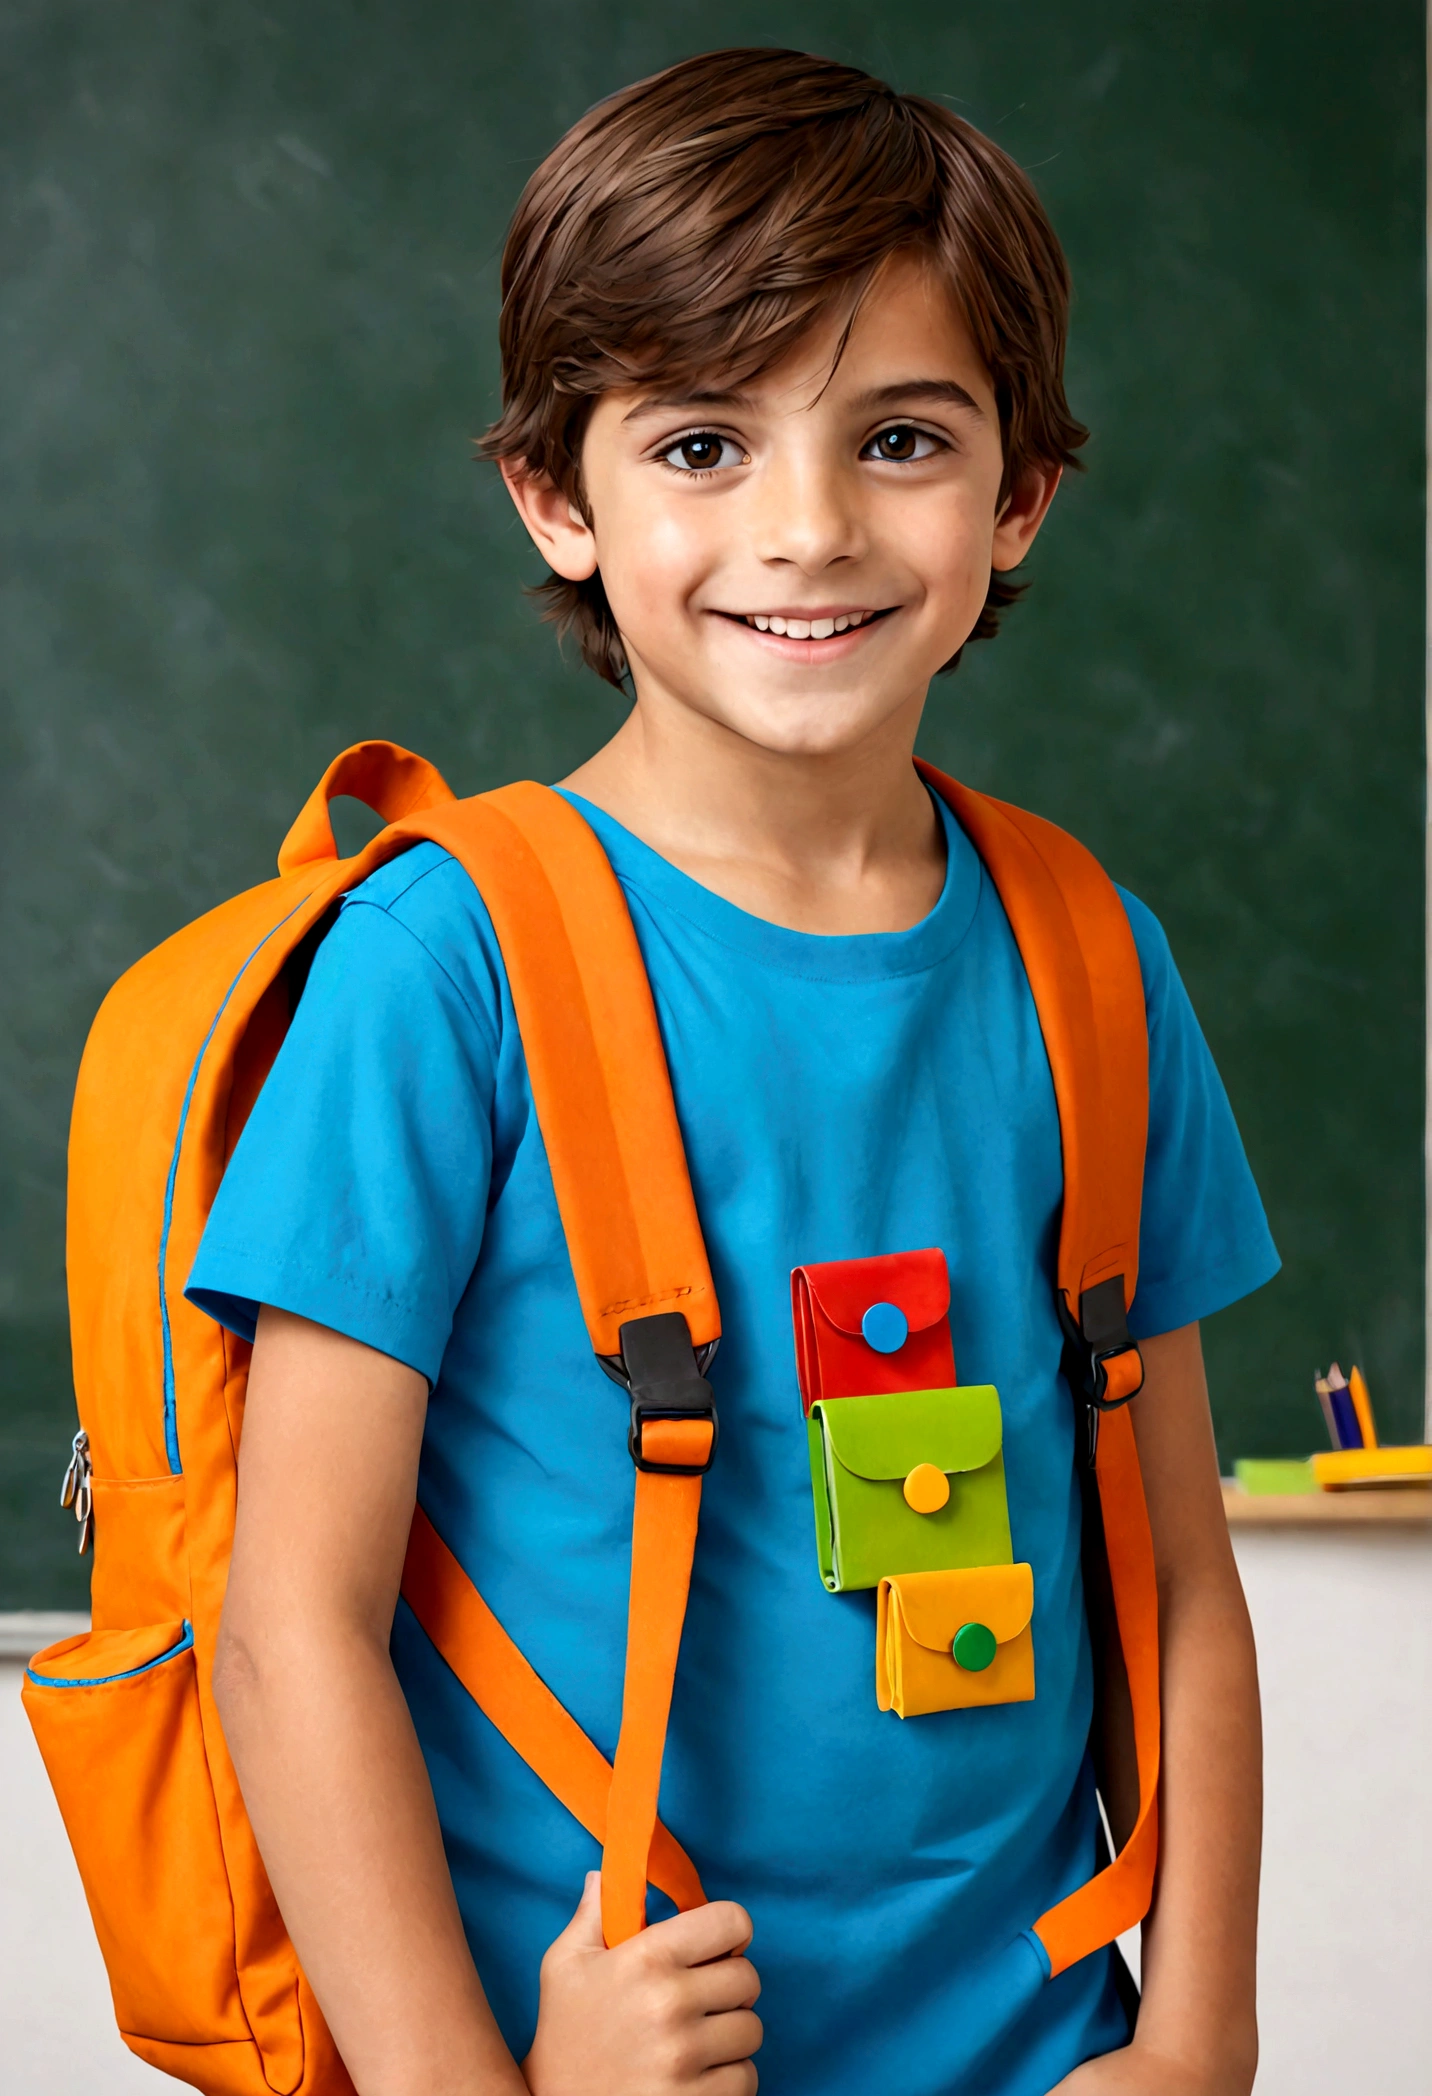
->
[186,857,499,1385]
[1119,889,1280,1339]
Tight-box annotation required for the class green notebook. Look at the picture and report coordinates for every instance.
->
[807,1385,1013,1593]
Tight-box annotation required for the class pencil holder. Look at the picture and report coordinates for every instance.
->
[1311,1446,1432,1490]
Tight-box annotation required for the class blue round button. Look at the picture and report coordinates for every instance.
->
[861,1301,909,1354]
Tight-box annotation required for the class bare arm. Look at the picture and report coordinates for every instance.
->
[1049,1322,1261,2096]
[214,1308,522,2095]
[215,1306,761,2096]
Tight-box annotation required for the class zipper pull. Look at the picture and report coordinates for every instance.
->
[60,1427,86,1506]
[60,1429,93,1554]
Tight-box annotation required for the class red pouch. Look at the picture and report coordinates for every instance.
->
[791,1247,956,1415]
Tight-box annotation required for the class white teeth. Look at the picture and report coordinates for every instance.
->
[744,609,875,635]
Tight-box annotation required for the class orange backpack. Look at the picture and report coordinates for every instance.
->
[25,741,1158,2094]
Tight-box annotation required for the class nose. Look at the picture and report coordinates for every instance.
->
[750,443,867,576]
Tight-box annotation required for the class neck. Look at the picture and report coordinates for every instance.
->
[559,683,946,936]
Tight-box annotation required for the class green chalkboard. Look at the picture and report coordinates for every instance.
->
[2,1,1424,1606]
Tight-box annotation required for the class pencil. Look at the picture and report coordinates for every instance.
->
[1326,1363,1363,1450]
[1314,1373,1339,1449]
[1348,1365,1378,1448]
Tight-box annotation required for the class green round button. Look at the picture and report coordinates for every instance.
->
[951,1621,998,1673]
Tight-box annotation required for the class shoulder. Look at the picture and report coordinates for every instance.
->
[1109,887,1280,1325]
[1114,883,1170,970]
[311,842,509,1052]
[1114,884,1183,1036]
[340,838,487,930]
[1114,882,1225,1122]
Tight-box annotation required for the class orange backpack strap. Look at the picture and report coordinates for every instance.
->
[387,784,719,1946]
[919,762,1160,1979]
[402,1508,703,1912]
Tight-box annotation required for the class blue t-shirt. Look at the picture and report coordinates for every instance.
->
[189,790,1278,2096]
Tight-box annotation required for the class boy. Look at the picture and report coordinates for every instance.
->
[192,48,1272,2096]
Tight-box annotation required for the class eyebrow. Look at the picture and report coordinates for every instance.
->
[849,379,985,418]
[621,376,985,424]
[621,387,753,424]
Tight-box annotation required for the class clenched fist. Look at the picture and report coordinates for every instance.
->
[522,1874,762,2096]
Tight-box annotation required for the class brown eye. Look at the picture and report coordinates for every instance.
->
[864,424,942,464]
[661,431,742,473]
[871,425,919,461]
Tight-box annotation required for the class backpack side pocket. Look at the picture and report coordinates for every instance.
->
[23,1623,248,2046]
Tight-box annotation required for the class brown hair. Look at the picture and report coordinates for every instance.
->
[481,48,1087,689]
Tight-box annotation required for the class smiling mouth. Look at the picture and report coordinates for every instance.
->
[717,607,894,640]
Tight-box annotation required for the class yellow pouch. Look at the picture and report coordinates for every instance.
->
[876,1563,1036,1717]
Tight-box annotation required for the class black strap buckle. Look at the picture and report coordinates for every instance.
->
[1058,1274,1144,1469]
[598,1311,719,1475]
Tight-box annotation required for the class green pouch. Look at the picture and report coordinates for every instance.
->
[808,1386,1012,1592]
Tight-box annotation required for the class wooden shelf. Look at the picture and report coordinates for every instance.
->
[1223,1483,1432,1527]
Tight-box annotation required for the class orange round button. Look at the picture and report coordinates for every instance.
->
[902,1462,950,1514]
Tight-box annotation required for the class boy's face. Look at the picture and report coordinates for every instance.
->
[506,254,1058,760]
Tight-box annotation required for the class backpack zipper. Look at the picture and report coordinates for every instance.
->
[158,895,312,1473]
[60,1428,93,1555]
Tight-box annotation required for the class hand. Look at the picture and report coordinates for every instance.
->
[1046,2039,1253,2096]
[522,1872,762,2095]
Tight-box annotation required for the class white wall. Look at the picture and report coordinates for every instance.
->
[1232,1524,1432,2093]
[3,1526,1429,2095]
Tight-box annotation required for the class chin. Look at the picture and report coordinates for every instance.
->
[718,712,896,761]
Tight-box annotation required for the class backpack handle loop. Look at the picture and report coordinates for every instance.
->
[277,740,456,874]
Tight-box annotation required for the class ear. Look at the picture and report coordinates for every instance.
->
[991,463,1062,573]
[499,459,599,581]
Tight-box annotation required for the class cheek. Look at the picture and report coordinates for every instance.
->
[884,483,997,600]
[594,485,714,621]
